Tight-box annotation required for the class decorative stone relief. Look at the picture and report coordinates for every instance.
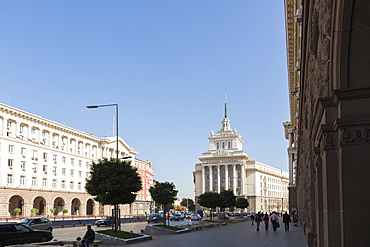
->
[340,128,370,144]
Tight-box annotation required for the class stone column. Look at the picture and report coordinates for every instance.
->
[241,165,246,195]
[202,166,206,193]
[217,165,221,193]
[210,166,213,192]
[225,165,229,190]
[233,165,237,195]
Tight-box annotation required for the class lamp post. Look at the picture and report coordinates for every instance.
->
[86,103,120,231]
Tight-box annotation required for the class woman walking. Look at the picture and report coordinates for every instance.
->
[263,213,269,231]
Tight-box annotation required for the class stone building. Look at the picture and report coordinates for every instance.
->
[194,105,289,213]
[283,0,370,246]
[0,103,154,217]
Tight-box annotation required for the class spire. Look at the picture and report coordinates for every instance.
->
[224,94,228,118]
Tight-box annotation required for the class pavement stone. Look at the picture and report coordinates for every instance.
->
[52,220,308,247]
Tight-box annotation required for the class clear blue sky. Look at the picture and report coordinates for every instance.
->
[0,1,289,199]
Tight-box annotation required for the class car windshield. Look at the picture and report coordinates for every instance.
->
[19,219,33,224]
[101,217,110,220]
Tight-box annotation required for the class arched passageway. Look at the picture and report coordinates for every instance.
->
[33,197,46,215]
[86,199,94,215]
[9,195,24,216]
[53,197,65,215]
[71,198,81,215]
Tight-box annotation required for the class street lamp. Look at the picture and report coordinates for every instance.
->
[86,103,120,231]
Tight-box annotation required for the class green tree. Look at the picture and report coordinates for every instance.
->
[180,198,195,212]
[49,208,56,215]
[86,158,142,205]
[198,192,222,221]
[219,190,236,211]
[62,209,68,215]
[85,158,142,231]
[236,198,249,217]
[14,208,21,217]
[31,208,39,216]
[149,181,178,226]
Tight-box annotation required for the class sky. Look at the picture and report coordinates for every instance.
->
[0,1,289,199]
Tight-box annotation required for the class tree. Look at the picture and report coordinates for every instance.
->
[180,198,195,212]
[31,208,39,216]
[198,192,222,221]
[219,190,236,211]
[85,158,142,231]
[149,181,178,226]
[236,198,249,217]
[62,209,68,216]
[14,208,21,217]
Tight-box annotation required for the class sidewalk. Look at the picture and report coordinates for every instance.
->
[131,220,308,247]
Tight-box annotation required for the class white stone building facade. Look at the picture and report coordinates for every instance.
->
[194,107,289,213]
[0,103,154,217]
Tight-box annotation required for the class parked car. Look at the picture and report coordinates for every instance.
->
[94,216,113,227]
[0,223,53,247]
[147,213,164,223]
[190,214,202,221]
[170,213,184,221]
[18,218,53,232]
[184,213,191,219]
[218,214,230,219]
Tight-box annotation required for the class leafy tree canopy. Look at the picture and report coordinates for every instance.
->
[198,191,222,210]
[236,198,249,209]
[149,181,178,206]
[85,158,142,205]
[180,198,194,207]
[219,190,236,209]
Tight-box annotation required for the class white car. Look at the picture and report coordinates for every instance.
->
[190,214,201,221]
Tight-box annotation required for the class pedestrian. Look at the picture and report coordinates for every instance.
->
[255,212,262,231]
[270,212,279,231]
[263,213,269,231]
[81,225,95,247]
[250,214,255,225]
[283,212,291,232]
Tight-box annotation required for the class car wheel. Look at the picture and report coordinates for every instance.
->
[47,227,53,232]
[40,235,49,242]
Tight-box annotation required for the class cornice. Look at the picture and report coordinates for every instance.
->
[199,155,250,163]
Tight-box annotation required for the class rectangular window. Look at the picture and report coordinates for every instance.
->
[32,177,37,186]
[70,181,74,189]
[21,161,26,169]
[78,182,82,190]
[79,160,82,167]
[62,168,66,175]
[216,143,219,149]
[43,165,47,173]
[8,145,14,153]
[42,178,47,187]
[71,158,74,165]
[228,142,231,149]
[7,120,12,128]
[20,176,25,185]
[8,159,14,168]
[62,157,66,163]
[79,171,82,177]
[53,166,57,174]
[53,155,57,162]
[61,180,65,189]
[33,150,38,158]
[70,169,74,176]
[52,179,57,188]
[21,148,27,156]
[7,174,13,184]
[43,152,48,160]
[32,163,37,172]
[222,142,225,149]
[31,128,36,134]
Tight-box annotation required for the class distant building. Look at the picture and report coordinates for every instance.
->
[0,103,154,217]
[194,105,289,213]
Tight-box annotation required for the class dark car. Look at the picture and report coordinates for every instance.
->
[18,217,53,232]
[0,223,53,247]
[147,213,164,223]
[94,216,113,227]
[218,214,230,219]
[170,213,184,221]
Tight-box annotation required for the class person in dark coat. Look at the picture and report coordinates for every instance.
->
[255,212,262,231]
[283,212,292,232]
[81,225,95,247]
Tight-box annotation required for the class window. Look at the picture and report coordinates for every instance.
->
[43,165,47,173]
[7,174,13,184]
[33,150,38,158]
[8,159,14,168]
[79,160,82,167]
[62,157,66,163]
[8,145,14,153]
[78,171,82,177]
[52,179,57,188]
[86,162,89,169]
[71,158,74,165]
[222,142,225,149]
[7,120,12,128]
[32,177,37,186]
[61,180,66,189]
[53,155,57,162]
[20,176,25,185]
[228,142,231,149]
[216,143,219,149]
[43,152,48,160]
[21,148,26,156]
[32,163,37,172]
[21,161,26,169]
[70,169,74,176]
[53,166,57,174]
[62,168,66,175]
[31,128,36,134]
[42,178,47,187]
[78,182,82,190]
[70,181,74,189]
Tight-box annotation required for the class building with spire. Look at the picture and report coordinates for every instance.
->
[194,104,289,213]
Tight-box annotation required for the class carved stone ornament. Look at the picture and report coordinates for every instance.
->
[325,133,334,147]
[216,149,230,156]
[340,128,370,144]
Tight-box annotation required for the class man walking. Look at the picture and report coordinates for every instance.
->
[270,212,278,231]
[255,212,262,231]
[283,212,291,232]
